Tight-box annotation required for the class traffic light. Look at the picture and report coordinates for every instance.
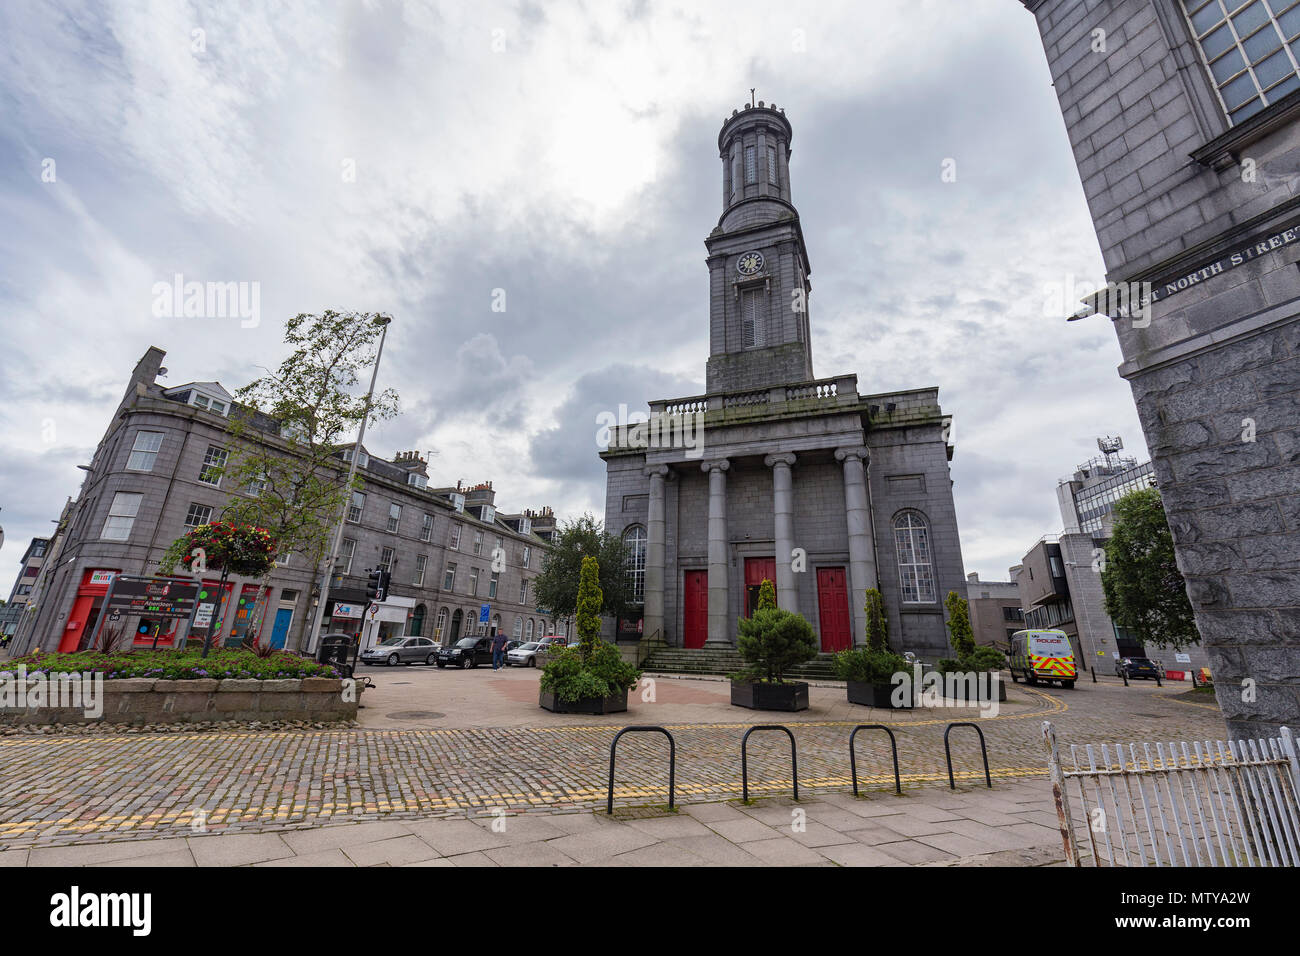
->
[365,568,385,602]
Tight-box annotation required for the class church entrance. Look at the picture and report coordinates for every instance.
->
[744,557,776,616]
[683,570,708,649]
[816,566,852,652]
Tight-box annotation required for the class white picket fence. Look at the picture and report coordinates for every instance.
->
[1043,720,1300,867]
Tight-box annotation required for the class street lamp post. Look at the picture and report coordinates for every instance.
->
[304,314,392,656]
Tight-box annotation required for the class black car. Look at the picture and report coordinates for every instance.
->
[1116,656,1161,681]
[437,636,494,669]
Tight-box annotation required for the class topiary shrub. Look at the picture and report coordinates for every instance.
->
[735,582,817,684]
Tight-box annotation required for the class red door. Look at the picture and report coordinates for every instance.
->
[817,567,852,652]
[744,557,776,616]
[683,570,708,649]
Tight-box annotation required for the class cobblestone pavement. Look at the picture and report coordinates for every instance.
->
[0,668,1226,851]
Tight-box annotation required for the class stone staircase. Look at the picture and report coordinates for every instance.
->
[641,646,840,681]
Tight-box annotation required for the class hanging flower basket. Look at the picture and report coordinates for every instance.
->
[170,522,277,578]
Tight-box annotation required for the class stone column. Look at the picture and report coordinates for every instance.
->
[836,447,878,645]
[702,459,730,647]
[764,453,798,614]
[643,466,669,644]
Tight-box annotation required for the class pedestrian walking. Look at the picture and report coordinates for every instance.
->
[491,629,507,670]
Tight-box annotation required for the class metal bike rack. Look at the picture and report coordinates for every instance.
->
[849,724,902,796]
[944,722,992,790]
[607,726,676,814]
[741,725,799,803]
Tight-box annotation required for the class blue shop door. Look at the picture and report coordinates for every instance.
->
[270,607,293,649]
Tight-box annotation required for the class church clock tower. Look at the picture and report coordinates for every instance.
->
[705,100,815,394]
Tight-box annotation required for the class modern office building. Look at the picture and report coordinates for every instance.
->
[1019,0,1300,734]
[1013,440,1209,676]
[15,347,557,656]
[600,100,966,659]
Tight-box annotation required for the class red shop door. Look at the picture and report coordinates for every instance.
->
[744,557,776,616]
[683,570,708,649]
[817,566,852,653]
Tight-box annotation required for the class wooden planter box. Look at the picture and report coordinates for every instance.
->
[538,688,629,715]
[730,680,809,712]
[846,680,913,709]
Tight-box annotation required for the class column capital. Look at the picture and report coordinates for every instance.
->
[701,458,730,474]
[645,465,671,480]
[763,452,797,468]
[835,445,870,464]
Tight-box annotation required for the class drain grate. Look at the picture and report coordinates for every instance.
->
[386,711,446,720]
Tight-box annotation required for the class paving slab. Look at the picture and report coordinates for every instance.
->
[344,835,446,867]
[736,836,826,866]
[188,832,294,867]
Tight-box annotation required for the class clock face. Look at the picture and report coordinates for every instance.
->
[737,251,764,276]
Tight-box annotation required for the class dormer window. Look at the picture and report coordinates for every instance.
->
[518,516,531,536]
[451,493,465,513]
[407,473,428,490]
[192,393,228,416]
[343,448,369,468]
[481,504,496,525]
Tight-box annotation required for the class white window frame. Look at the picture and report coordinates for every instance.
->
[893,511,937,604]
[198,445,228,486]
[341,537,357,575]
[489,571,499,599]
[624,524,647,603]
[126,431,163,472]
[519,579,528,604]
[387,502,402,533]
[449,522,462,550]
[380,547,394,572]
[443,563,456,591]
[184,502,213,529]
[523,545,531,568]
[101,492,142,541]
[469,567,480,596]
[348,491,365,524]
[415,554,427,587]
[473,530,484,555]
[420,513,434,542]
[1182,0,1300,124]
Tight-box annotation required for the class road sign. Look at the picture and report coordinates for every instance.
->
[104,575,200,621]
[479,604,490,624]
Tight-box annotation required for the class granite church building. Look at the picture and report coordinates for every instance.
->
[601,101,965,660]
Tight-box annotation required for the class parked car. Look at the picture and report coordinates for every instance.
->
[437,636,494,669]
[361,636,440,666]
[1115,656,1161,681]
[507,641,543,667]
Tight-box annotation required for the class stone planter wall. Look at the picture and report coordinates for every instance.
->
[0,677,359,726]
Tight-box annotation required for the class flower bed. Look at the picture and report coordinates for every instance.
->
[1,649,340,681]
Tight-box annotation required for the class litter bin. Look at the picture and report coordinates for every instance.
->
[317,633,355,679]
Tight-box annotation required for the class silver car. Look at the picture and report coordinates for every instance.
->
[507,641,543,667]
[360,636,440,666]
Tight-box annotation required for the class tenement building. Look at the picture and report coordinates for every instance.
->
[601,101,965,659]
[1020,0,1300,734]
[16,347,558,657]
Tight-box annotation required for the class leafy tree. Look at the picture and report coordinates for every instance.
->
[576,556,603,664]
[944,590,975,659]
[1102,487,1199,651]
[217,311,399,650]
[533,514,632,625]
[864,587,888,652]
[736,581,817,683]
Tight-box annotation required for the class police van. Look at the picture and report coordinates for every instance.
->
[1008,628,1077,689]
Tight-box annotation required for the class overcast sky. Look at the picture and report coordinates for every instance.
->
[0,0,1146,586]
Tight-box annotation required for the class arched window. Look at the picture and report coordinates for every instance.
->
[491,613,501,636]
[623,524,647,603]
[893,511,936,604]
[409,604,426,637]
[435,607,449,642]
[513,617,523,640]
[525,619,534,641]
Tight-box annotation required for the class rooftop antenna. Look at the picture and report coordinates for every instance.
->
[1097,435,1124,466]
